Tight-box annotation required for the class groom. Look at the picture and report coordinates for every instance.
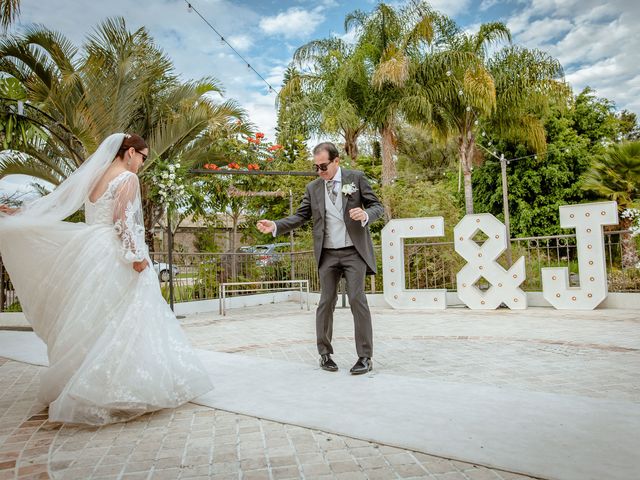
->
[257,142,384,374]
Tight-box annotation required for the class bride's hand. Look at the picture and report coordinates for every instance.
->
[133,259,149,273]
[0,205,18,215]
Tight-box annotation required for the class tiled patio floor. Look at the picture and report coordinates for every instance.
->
[1,303,638,479]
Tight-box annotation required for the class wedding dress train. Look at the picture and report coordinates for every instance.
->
[0,169,212,425]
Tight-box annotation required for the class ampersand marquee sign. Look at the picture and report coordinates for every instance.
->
[454,214,527,310]
[381,201,619,311]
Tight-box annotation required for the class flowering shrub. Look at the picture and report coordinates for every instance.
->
[621,208,640,237]
[204,133,285,172]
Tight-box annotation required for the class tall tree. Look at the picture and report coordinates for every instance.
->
[411,18,568,213]
[345,2,437,194]
[0,18,247,245]
[278,37,372,162]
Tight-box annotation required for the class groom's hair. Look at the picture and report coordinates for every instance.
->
[117,133,148,159]
[313,142,339,161]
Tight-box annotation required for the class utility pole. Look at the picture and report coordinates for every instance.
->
[500,154,513,267]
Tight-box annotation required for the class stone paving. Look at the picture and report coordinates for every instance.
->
[1,302,639,479]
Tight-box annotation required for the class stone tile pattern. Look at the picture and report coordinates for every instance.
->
[1,303,639,479]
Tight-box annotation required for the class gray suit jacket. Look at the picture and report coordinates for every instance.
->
[274,169,384,274]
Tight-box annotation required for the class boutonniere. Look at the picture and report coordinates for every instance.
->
[342,182,358,196]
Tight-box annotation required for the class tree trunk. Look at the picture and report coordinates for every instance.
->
[459,134,475,214]
[143,198,156,252]
[344,129,359,163]
[380,124,397,221]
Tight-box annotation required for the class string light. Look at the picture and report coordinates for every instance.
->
[476,142,552,164]
[184,0,279,95]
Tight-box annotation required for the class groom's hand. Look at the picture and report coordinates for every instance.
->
[256,219,275,234]
[349,208,367,223]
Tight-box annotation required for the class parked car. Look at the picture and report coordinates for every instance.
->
[153,261,179,282]
[252,243,292,266]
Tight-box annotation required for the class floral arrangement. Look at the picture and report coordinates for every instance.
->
[150,160,187,207]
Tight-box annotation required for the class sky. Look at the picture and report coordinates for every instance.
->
[1,0,639,195]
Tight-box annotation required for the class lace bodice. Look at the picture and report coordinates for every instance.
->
[85,171,148,263]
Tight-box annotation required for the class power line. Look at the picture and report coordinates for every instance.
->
[184,1,279,95]
[476,141,567,165]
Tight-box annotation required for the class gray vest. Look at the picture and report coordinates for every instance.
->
[323,182,353,248]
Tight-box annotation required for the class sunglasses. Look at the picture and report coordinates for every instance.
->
[136,150,148,162]
[312,159,334,172]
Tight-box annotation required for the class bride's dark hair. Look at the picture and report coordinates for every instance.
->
[116,133,147,159]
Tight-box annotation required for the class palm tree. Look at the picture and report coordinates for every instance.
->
[0,18,247,245]
[583,141,640,267]
[0,0,20,30]
[278,38,372,162]
[345,2,437,193]
[411,21,567,214]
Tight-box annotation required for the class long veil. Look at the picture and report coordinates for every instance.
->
[0,133,126,340]
[0,133,125,223]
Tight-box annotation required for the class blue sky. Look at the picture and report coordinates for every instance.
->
[1,0,639,195]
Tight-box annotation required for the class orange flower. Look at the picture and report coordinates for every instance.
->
[266,157,273,162]
[256,132,265,139]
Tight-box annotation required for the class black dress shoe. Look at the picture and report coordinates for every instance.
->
[350,357,372,375]
[320,354,338,372]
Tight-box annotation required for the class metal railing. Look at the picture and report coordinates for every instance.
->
[219,280,310,316]
[1,230,638,311]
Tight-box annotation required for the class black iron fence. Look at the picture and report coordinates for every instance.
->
[1,230,638,311]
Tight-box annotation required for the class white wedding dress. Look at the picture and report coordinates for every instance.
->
[0,169,212,425]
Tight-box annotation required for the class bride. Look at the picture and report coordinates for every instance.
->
[0,133,213,425]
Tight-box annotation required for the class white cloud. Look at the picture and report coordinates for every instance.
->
[425,0,471,17]
[515,18,572,44]
[335,27,359,45]
[227,34,253,51]
[506,0,640,114]
[259,7,325,39]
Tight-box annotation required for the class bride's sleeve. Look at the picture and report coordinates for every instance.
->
[112,173,149,263]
